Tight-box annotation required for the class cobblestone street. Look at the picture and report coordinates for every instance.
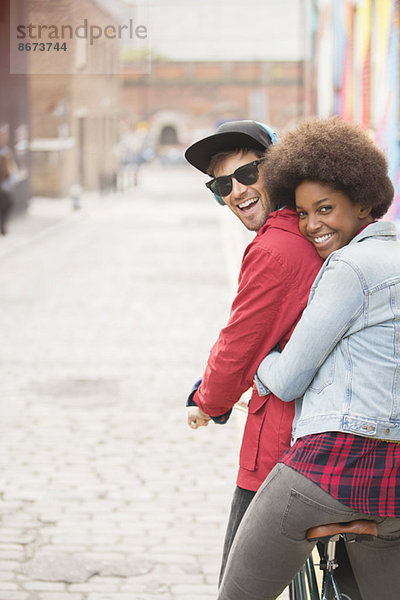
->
[0,166,250,600]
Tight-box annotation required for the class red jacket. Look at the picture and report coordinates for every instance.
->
[194,208,323,491]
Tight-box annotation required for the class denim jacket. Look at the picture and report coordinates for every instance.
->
[256,220,400,442]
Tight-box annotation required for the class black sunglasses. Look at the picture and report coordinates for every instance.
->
[206,158,265,197]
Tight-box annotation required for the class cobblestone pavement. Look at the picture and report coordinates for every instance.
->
[0,165,252,600]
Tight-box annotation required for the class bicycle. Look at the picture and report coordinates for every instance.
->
[289,519,378,600]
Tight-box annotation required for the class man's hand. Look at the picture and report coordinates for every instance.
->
[187,406,211,429]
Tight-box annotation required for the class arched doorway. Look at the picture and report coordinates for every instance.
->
[159,125,178,145]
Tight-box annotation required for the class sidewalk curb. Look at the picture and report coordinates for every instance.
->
[0,209,80,260]
[0,190,119,260]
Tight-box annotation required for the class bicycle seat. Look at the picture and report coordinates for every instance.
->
[306,519,378,541]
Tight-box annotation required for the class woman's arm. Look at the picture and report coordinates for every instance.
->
[257,257,363,401]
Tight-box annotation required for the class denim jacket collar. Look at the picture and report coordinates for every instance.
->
[349,220,397,246]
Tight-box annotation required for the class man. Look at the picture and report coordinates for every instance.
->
[184,120,323,579]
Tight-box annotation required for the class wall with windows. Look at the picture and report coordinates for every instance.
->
[29,0,121,197]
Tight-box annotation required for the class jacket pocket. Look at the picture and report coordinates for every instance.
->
[308,347,336,394]
[239,392,269,472]
[282,488,354,541]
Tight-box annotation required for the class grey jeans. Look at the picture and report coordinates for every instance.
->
[219,485,362,599]
[218,463,400,600]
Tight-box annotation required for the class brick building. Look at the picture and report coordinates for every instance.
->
[27,0,122,197]
[121,59,304,161]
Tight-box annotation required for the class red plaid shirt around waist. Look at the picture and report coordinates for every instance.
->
[280,431,400,518]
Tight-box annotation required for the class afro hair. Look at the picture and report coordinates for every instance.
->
[261,117,394,220]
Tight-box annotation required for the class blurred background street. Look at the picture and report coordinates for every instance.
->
[0,164,253,600]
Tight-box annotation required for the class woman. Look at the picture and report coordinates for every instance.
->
[217,118,400,600]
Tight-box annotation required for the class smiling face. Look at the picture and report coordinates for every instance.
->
[295,180,373,259]
[213,150,272,231]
